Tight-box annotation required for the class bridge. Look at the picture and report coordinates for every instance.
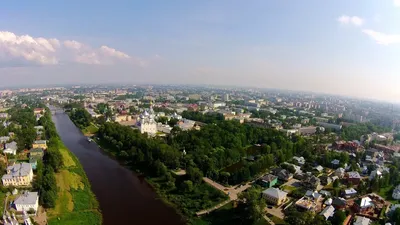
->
[50,108,65,115]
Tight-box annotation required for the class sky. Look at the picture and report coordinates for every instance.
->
[0,0,400,102]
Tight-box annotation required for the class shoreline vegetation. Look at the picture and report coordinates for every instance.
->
[67,109,229,224]
[44,107,102,225]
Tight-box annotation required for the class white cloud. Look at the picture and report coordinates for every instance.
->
[0,31,59,65]
[362,29,400,45]
[394,0,400,7]
[64,40,84,50]
[100,46,130,59]
[337,15,364,26]
[0,31,142,67]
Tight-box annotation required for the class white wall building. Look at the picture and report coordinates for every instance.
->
[138,107,157,135]
[14,192,39,213]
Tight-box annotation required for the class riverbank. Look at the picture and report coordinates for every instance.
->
[47,111,102,225]
[71,118,228,224]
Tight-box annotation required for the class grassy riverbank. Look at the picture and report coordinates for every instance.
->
[47,113,101,225]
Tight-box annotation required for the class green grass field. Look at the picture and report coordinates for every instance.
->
[82,123,99,136]
[47,138,101,225]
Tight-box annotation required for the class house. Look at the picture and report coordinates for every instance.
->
[295,191,321,212]
[3,141,17,155]
[331,159,340,168]
[33,108,45,114]
[13,191,39,213]
[32,140,47,150]
[347,171,361,185]
[332,197,347,210]
[304,175,321,189]
[262,188,288,206]
[2,163,33,186]
[273,168,293,181]
[258,174,278,188]
[29,156,41,170]
[353,216,371,225]
[320,175,332,185]
[314,165,324,173]
[320,205,335,220]
[392,185,400,200]
[369,169,383,181]
[292,156,305,166]
[344,188,358,198]
[33,126,44,131]
[0,136,10,143]
[353,197,374,213]
[29,148,44,158]
[335,167,345,178]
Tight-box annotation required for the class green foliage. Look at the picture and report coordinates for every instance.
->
[239,187,266,222]
[181,180,194,193]
[69,108,92,129]
[181,111,224,124]
[331,210,346,225]
[341,122,391,141]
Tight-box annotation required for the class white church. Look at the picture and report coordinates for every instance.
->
[137,104,157,135]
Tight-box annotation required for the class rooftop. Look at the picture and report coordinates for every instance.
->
[262,188,287,199]
[14,192,38,206]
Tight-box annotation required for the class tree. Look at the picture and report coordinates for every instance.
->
[391,207,400,224]
[239,187,266,222]
[180,180,194,193]
[186,167,203,184]
[331,210,346,225]
[333,179,340,188]
[153,160,167,177]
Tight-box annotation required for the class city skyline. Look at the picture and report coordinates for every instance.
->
[1,0,400,102]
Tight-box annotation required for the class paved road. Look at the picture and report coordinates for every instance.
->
[196,178,252,216]
[263,215,276,225]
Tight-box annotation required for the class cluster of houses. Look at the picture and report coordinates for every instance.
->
[0,108,48,219]
[256,153,395,225]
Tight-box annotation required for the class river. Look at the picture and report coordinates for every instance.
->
[51,110,185,225]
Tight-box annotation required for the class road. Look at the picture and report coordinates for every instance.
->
[196,177,252,216]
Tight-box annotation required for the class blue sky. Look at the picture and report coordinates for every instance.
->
[1,0,400,102]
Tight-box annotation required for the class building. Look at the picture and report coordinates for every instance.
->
[2,163,33,186]
[0,136,10,143]
[273,168,293,181]
[353,196,374,213]
[3,141,17,155]
[33,108,45,114]
[298,126,317,135]
[14,191,39,213]
[335,167,345,178]
[320,205,335,220]
[332,197,347,210]
[392,185,400,200]
[317,122,342,131]
[344,188,358,198]
[353,216,371,225]
[258,174,278,188]
[320,175,332,186]
[137,107,157,135]
[292,156,305,166]
[29,148,44,158]
[32,140,47,150]
[347,171,361,185]
[262,188,288,206]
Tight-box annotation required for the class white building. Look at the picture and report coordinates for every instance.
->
[137,107,157,135]
[353,216,371,225]
[14,192,39,213]
[3,141,17,155]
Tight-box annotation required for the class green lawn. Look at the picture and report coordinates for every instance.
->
[82,123,99,135]
[0,191,6,214]
[47,134,101,225]
[281,185,297,193]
